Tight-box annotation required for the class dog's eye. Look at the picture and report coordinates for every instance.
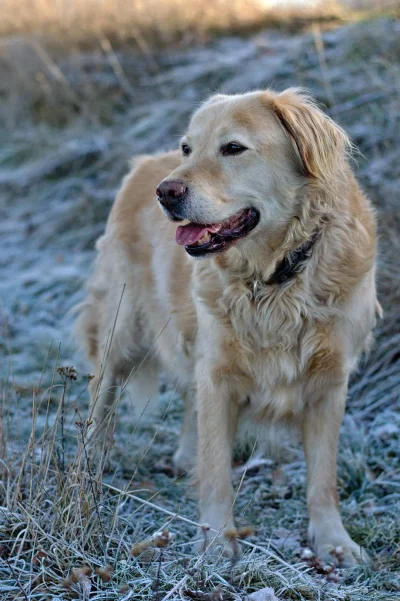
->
[220,142,248,156]
[181,143,191,157]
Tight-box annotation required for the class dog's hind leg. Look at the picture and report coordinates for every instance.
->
[122,360,161,422]
[87,365,119,459]
[173,384,197,475]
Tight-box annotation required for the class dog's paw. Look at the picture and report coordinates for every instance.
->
[192,527,241,560]
[172,447,195,477]
[309,515,372,568]
[312,534,371,567]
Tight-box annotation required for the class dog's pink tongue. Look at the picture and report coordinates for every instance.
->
[176,223,207,246]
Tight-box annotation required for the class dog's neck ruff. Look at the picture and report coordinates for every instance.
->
[252,229,320,297]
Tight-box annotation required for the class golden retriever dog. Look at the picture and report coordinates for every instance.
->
[76,88,380,566]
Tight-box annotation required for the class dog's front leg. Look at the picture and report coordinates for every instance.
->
[195,360,240,556]
[302,381,370,566]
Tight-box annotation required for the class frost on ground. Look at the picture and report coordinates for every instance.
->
[0,18,399,601]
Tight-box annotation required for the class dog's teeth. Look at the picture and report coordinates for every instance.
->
[195,231,211,245]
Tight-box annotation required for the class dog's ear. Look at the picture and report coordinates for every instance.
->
[270,88,350,179]
[203,93,229,106]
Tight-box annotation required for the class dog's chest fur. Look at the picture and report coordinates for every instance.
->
[197,270,339,420]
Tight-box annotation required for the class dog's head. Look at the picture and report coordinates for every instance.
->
[156,88,350,257]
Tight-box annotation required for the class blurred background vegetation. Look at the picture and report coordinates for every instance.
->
[0,0,399,127]
[1,1,399,46]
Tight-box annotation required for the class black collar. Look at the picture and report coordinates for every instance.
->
[252,229,320,295]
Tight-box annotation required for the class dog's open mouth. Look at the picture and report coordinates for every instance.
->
[175,208,260,257]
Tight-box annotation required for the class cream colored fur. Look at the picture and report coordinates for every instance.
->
[76,88,379,566]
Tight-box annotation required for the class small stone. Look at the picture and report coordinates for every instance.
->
[300,547,314,559]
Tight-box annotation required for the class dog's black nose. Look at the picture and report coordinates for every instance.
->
[156,180,187,209]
